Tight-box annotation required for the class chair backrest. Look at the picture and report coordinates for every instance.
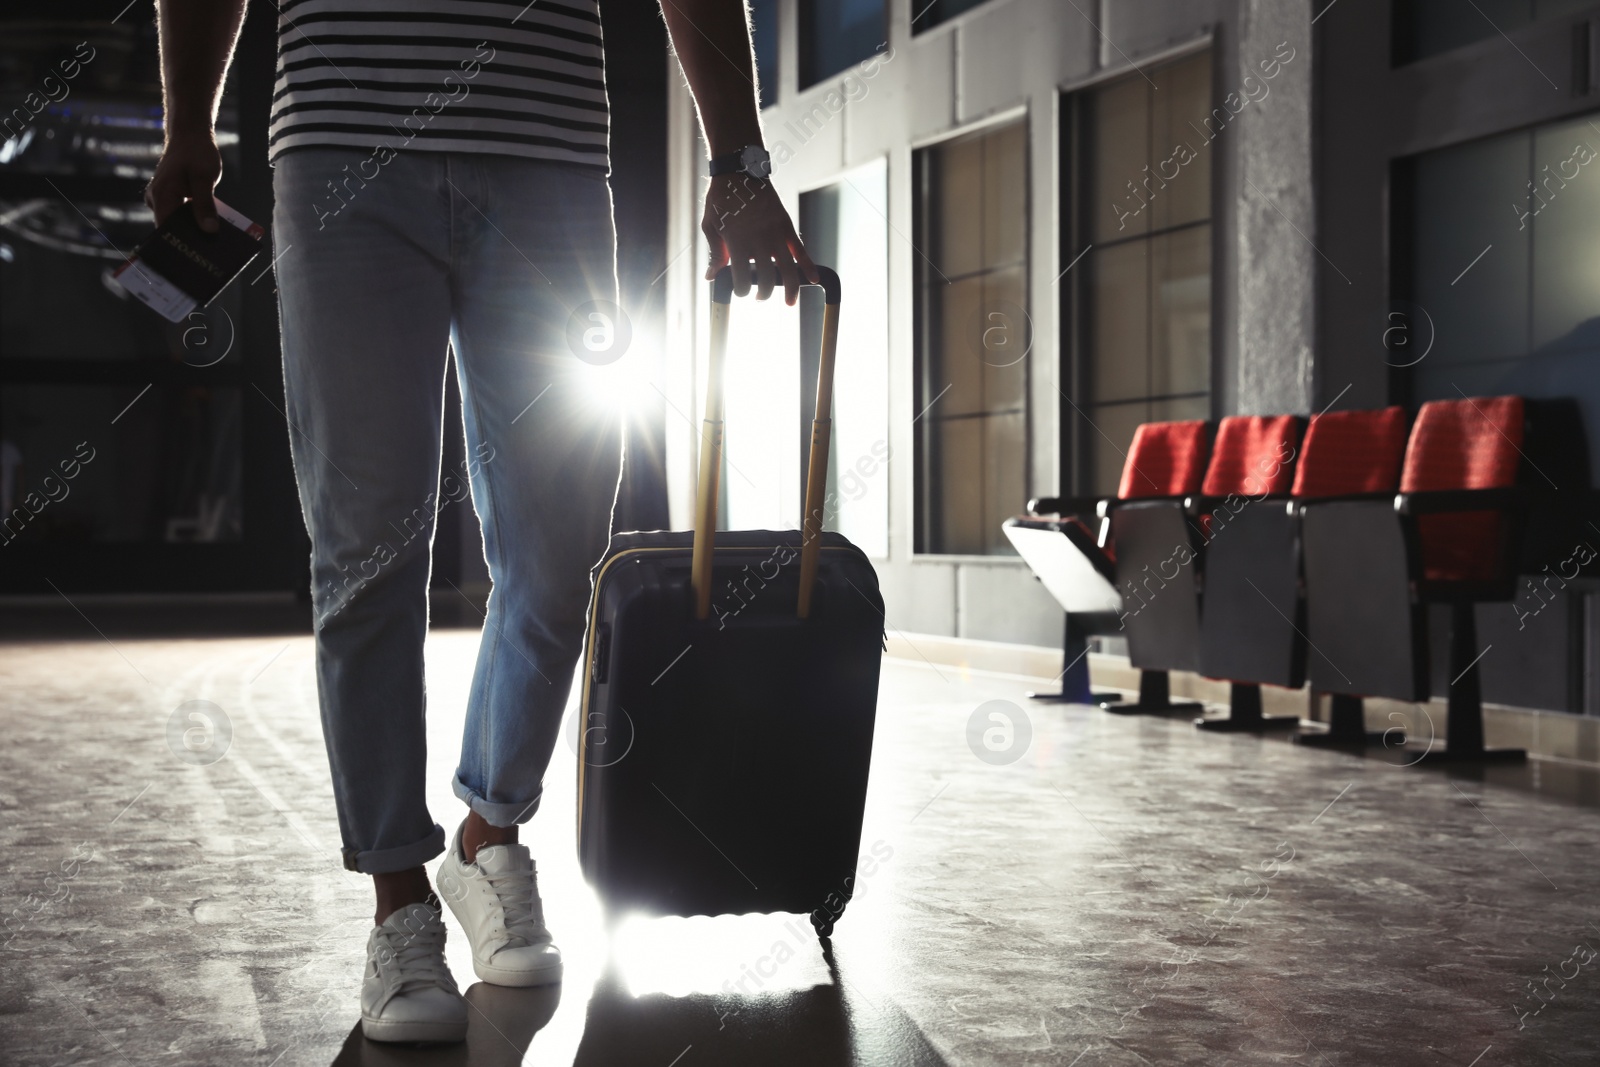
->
[1118,420,1211,500]
[1291,406,1410,499]
[1399,395,1525,583]
[1200,415,1303,498]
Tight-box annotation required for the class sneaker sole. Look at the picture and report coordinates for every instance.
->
[360,1015,468,1044]
[474,955,564,987]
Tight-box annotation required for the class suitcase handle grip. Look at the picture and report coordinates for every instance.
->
[692,264,842,621]
[711,263,842,306]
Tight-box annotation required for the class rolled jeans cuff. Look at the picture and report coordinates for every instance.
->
[453,776,542,828]
[341,823,446,874]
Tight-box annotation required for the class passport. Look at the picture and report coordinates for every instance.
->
[114,197,264,322]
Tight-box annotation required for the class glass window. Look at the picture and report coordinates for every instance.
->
[914,119,1028,555]
[799,159,890,558]
[912,0,994,34]
[750,0,779,108]
[1395,0,1592,63]
[800,0,886,89]
[722,277,801,534]
[1530,119,1600,351]
[1410,131,1529,368]
[1072,50,1213,495]
[1408,113,1600,471]
[717,163,890,547]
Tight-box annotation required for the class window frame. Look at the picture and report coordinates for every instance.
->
[1390,0,1600,66]
[910,0,999,36]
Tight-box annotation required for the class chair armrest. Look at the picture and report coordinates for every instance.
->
[1028,495,1114,518]
[1394,487,1535,516]
[1184,493,1292,515]
[1292,491,1406,517]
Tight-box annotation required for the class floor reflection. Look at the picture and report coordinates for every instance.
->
[16,627,1600,1065]
[1315,736,1600,808]
[328,936,949,1066]
[1187,708,1600,810]
[574,939,949,1067]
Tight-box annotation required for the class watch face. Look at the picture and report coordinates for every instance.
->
[742,145,772,179]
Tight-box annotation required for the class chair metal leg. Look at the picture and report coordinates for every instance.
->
[1409,602,1525,764]
[1295,693,1395,748]
[1196,682,1300,731]
[1027,614,1123,704]
[1102,669,1205,716]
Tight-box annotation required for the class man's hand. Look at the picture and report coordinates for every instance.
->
[702,174,818,305]
[147,0,248,230]
[145,129,223,231]
[661,0,821,304]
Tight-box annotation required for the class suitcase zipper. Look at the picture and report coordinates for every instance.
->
[589,623,611,685]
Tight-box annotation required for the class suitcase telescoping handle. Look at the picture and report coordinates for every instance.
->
[691,264,843,621]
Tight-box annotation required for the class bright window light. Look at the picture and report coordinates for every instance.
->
[724,297,801,530]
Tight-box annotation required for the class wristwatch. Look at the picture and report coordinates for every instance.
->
[709,144,772,180]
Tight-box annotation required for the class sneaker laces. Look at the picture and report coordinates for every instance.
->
[375,915,459,1001]
[482,861,549,947]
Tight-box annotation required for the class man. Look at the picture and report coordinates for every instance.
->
[147,0,814,1044]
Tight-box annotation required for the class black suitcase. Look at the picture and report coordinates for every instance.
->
[575,266,884,937]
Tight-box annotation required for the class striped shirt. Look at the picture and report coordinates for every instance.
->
[268,0,609,169]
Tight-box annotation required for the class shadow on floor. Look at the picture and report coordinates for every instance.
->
[330,946,950,1067]
[331,983,560,1067]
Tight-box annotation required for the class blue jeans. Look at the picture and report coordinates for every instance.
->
[272,148,622,874]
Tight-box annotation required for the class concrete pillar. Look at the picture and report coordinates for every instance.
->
[1232,0,1316,416]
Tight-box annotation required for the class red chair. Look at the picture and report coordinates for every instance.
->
[1006,420,1211,711]
[1300,396,1565,762]
[1198,407,1411,744]
[1144,414,1306,731]
[1116,420,1215,502]
[1021,415,1304,724]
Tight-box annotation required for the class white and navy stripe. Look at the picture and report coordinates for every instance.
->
[268,0,609,169]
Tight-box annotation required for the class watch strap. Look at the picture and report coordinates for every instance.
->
[708,151,744,177]
[708,144,770,178]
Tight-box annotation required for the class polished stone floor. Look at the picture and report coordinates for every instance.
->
[3,616,1599,1066]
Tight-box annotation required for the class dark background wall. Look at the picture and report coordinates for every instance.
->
[596,0,671,536]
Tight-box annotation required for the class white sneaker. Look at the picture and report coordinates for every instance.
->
[437,821,563,987]
[359,903,468,1044]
